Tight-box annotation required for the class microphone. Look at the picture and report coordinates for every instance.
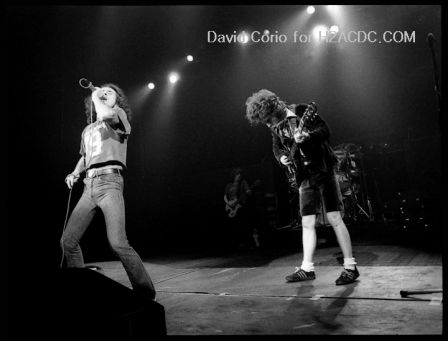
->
[79,78,96,91]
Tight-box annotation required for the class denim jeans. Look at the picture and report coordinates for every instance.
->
[61,173,155,299]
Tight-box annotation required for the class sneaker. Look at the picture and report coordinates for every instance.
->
[335,267,359,285]
[285,267,316,282]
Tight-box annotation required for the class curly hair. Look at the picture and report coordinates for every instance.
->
[84,83,132,124]
[245,89,286,125]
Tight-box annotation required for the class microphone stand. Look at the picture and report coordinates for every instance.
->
[398,33,443,300]
[427,34,442,128]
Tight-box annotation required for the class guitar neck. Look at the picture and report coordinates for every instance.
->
[297,107,311,133]
[289,106,317,166]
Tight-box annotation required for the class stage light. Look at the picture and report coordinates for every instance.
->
[238,31,250,44]
[147,82,155,90]
[169,72,179,84]
[307,6,315,14]
[263,29,270,35]
[312,25,329,41]
[330,25,339,33]
[326,5,340,12]
[186,55,194,62]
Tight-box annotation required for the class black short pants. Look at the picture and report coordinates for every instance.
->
[299,168,343,216]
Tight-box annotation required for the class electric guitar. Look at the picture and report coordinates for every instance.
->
[282,103,318,190]
[224,197,242,218]
[224,182,255,218]
[284,165,300,193]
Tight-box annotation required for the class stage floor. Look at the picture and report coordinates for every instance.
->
[87,241,443,335]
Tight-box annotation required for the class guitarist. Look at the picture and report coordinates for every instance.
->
[224,168,253,250]
[224,168,251,216]
[245,89,359,285]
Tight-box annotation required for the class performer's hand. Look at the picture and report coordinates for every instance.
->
[65,173,79,189]
[280,155,292,166]
[91,87,101,99]
[294,131,310,144]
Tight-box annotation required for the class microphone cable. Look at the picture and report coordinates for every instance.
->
[59,186,73,268]
[59,93,94,268]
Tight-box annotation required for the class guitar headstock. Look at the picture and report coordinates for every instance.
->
[309,101,317,112]
[303,102,318,122]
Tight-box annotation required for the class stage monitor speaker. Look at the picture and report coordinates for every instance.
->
[45,268,166,337]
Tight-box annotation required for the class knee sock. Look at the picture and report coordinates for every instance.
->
[300,261,315,272]
[343,257,357,271]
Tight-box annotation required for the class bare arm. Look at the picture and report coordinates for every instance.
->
[72,156,86,176]
[92,88,131,135]
[65,156,85,189]
[91,89,118,122]
[115,107,131,135]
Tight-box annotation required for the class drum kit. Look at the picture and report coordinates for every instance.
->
[333,143,373,223]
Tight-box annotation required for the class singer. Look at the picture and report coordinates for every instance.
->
[245,89,359,285]
[61,82,156,300]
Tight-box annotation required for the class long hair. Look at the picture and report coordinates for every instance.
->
[245,89,286,125]
[84,83,132,124]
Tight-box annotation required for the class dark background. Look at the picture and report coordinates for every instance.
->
[3,5,445,279]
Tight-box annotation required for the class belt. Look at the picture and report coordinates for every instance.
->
[86,168,122,178]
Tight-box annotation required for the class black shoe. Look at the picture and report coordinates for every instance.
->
[335,267,359,285]
[285,267,316,282]
[135,289,157,302]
